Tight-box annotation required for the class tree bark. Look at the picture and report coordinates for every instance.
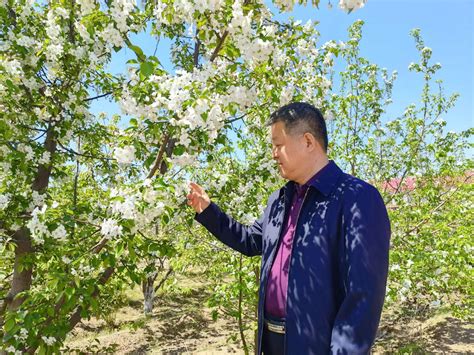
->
[142,274,157,316]
[0,127,56,324]
[238,256,249,355]
[253,264,260,355]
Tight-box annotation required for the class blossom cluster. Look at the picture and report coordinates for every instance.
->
[26,206,49,244]
[338,0,366,12]
[113,146,136,165]
[100,218,123,239]
[0,193,10,210]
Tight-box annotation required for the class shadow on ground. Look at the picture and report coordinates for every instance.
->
[64,271,244,354]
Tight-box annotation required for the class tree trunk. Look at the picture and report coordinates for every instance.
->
[142,275,156,316]
[254,264,260,355]
[3,228,33,312]
[0,127,56,324]
[238,256,249,355]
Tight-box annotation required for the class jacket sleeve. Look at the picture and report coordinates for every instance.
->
[330,185,391,354]
[194,201,264,257]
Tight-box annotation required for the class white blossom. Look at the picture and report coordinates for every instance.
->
[13,328,29,343]
[170,152,197,168]
[79,263,93,274]
[339,0,366,12]
[421,46,432,56]
[0,193,10,209]
[26,207,49,244]
[17,143,34,161]
[20,328,28,338]
[179,132,191,146]
[31,191,46,209]
[51,224,67,241]
[228,1,250,35]
[100,218,123,239]
[21,76,42,90]
[16,34,36,48]
[390,264,401,272]
[279,85,294,106]
[143,188,159,204]
[0,58,23,77]
[46,11,61,39]
[110,195,137,219]
[76,21,92,43]
[39,151,51,165]
[101,23,124,48]
[41,336,56,346]
[113,146,136,165]
[274,0,295,11]
[77,0,96,16]
[325,110,335,121]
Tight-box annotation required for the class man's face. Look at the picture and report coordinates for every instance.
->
[270,121,307,181]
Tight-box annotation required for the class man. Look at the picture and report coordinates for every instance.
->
[187,102,391,354]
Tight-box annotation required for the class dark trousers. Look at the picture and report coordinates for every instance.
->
[262,313,285,355]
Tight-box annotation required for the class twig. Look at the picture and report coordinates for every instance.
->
[193,28,201,67]
[210,31,228,62]
[154,267,174,293]
[147,133,170,179]
[84,92,113,102]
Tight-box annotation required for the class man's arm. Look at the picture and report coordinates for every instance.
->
[187,182,265,257]
[330,184,391,354]
[194,201,264,257]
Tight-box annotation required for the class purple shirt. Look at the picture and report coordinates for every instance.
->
[264,168,324,318]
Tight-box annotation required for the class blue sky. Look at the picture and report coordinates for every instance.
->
[286,0,473,132]
[91,0,473,134]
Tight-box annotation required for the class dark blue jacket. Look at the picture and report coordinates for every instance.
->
[195,161,391,354]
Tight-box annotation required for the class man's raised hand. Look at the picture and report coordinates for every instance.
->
[187,182,211,214]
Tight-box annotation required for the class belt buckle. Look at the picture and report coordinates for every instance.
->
[265,319,285,334]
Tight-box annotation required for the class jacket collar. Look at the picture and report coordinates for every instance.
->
[279,160,343,199]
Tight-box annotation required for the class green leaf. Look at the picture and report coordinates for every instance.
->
[4,317,15,332]
[173,145,185,156]
[115,241,125,256]
[140,62,154,77]
[128,44,145,60]
[5,79,16,91]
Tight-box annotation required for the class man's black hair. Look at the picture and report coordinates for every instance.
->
[267,102,328,152]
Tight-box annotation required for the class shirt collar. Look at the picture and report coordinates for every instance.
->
[280,160,343,199]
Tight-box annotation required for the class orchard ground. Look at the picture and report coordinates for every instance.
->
[64,267,473,354]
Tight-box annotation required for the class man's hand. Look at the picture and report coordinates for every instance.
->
[187,182,211,214]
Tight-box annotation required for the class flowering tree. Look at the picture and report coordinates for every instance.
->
[0,0,371,353]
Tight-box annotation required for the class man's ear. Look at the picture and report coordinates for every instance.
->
[303,132,318,151]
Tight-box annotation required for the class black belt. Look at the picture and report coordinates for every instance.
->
[264,316,286,334]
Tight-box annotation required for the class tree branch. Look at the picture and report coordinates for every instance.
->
[147,133,171,179]
[210,31,228,62]
[154,267,173,293]
[57,141,113,161]
[84,92,113,102]
[193,28,201,67]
